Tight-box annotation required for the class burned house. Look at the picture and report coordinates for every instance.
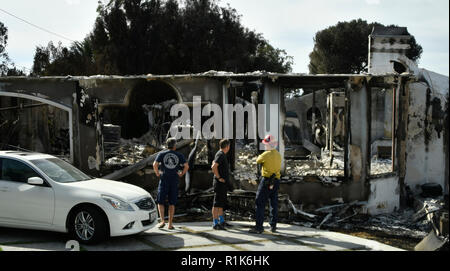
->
[0,26,448,219]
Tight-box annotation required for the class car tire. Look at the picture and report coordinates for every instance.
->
[69,206,108,245]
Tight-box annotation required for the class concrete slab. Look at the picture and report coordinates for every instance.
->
[271,224,326,236]
[312,231,403,251]
[179,225,216,232]
[153,226,188,234]
[226,221,255,227]
[204,228,279,244]
[236,240,321,251]
[141,232,219,249]
[0,221,404,251]
[299,236,367,251]
[179,221,251,232]
[82,236,157,251]
[0,242,67,251]
[177,245,240,251]
[0,227,67,245]
[143,225,189,235]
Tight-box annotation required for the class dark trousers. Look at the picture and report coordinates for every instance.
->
[255,177,280,230]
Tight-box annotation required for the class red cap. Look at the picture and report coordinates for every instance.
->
[262,135,277,146]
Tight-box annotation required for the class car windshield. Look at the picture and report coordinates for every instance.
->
[30,158,92,183]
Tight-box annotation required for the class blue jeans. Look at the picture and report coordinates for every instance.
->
[255,177,280,231]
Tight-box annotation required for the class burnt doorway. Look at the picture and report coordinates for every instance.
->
[101,80,180,167]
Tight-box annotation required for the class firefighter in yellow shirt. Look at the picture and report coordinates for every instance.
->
[249,135,282,234]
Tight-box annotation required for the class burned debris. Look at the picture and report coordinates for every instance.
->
[0,96,71,160]
[169,181,448,251]
[233,141,259,184]
[102,98,179,169]
[1,71,447,221]
[0,26,448,250]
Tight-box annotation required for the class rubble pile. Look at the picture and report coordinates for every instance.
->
[153,174,447,250]
[105,138,159,167]
[288,200,365,229]
[285,154,345,177]
[102,99,178,169]
[233,142,259,182]
[233,141,346,181]
[194,140,209,165]
[285,153,392,176]
[172,189,297,222]
[288,196,448,242]
[234,141,394,178]
[137,131,160,148]
[370,157,393,175]
[355,209,431,239]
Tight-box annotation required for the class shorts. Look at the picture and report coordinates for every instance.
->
[157,178,178,206]
[212,178,227,208]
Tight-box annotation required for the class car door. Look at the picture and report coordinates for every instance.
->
[0,158,12,221]
[0,158,55,226]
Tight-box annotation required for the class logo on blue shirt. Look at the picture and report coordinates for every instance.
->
[163,153,180,170]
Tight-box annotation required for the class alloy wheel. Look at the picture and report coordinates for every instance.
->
[74,211,95,241]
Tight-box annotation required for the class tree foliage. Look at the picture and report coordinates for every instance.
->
[1,21,26,76]
[308,19,423,74]
[32,0,293,76]
[32,40,96,76]
[1,21,11,75]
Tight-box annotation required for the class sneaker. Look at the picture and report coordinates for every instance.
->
[213,224,220,230]
[218,223,226,230]
[270,226,277,233]
[248,227,263,234]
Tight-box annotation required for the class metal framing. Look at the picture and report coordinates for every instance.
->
[0,90,74,164]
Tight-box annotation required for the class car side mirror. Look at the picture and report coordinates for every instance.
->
[28,177,44,185]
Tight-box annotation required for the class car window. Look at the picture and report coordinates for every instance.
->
[0,158,40,183]
[30,158,91,183]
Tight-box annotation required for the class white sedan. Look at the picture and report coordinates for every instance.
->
[0,151,158,244]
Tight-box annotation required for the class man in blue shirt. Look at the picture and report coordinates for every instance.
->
[153,138,189,230]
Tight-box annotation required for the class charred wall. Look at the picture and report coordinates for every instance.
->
[76,76,224,175]
[0,98,69,156]
[1,73,447,211]
[404,72,449,195]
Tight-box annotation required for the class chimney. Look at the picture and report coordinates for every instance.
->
[368,26,412,74]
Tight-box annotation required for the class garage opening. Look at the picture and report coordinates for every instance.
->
[100,80,180,168]
[0,96,70,162]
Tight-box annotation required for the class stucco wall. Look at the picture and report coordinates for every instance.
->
[405,74,448,194]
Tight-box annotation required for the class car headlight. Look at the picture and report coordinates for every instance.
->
[102,195,134,211]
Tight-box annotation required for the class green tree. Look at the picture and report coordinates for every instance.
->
[308,19,423,74]
[1,21,25,76]
[31,45,51,75]
[31,39,96,76]
[1,21,11,75]
[32,0,292,76]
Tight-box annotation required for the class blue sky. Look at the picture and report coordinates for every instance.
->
[1,0,449,75]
